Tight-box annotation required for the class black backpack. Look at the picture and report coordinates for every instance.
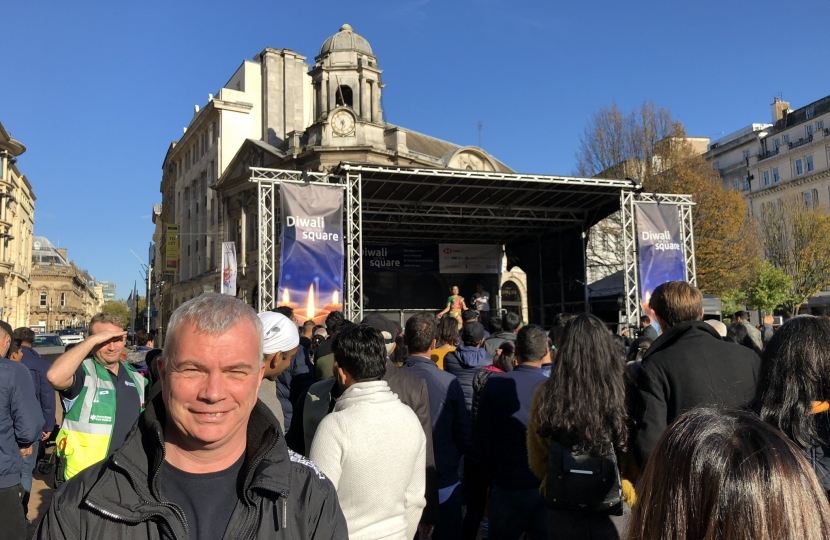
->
[545,440,623,515]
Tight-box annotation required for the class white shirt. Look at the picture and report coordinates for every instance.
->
[310,381,426,540]
[473,291,490,312]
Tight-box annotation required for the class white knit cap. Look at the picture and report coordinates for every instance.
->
[257,311,300,354]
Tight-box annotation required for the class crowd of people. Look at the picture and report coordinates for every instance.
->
[4,279,830,539]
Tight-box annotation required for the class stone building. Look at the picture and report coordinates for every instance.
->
[29,237,99,331]
[0,122,36,329]
[703,95,830,313]
[154,24,526,326]
[704,96,830,213]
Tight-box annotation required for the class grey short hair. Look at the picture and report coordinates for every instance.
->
[163,294,263,368]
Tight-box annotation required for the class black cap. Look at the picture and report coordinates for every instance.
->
[462,309,479,322]
[462,322,485,346]
[361,314,397,353]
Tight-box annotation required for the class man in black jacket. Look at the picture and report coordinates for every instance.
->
[483,312,521,356]
[403,313,471,540]
[632,281,760,467]
[37,294,347,540]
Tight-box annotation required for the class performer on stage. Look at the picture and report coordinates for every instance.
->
[438,285,468,329]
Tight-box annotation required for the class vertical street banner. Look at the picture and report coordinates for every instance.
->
[277,183,344,322]
[165,224,179,273]
[221,242,237,296]
[636,203,687,322]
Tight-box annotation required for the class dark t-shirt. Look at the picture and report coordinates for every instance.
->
[61,363,142,455]
[161,455,245,540]
[314,338,333,360]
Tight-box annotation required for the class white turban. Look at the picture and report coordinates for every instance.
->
[257,312,300,354]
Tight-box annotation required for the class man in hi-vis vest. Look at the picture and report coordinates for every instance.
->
[47,312,146,483]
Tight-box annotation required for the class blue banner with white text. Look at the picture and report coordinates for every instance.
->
[636,203,687,320]
[363,244,439,273]
[277,183,344,321]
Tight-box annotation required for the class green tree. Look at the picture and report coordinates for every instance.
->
[101,300,130,328]
[758,197,830,316]
[745,260,793,315]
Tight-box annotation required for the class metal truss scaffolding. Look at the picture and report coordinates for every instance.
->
[248,168,356,316]
[249,163,694,326]
[620,192,697,328]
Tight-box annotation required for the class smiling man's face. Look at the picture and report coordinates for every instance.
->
[161,320,263,451]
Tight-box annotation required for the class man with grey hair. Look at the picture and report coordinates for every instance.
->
[47,312,145,483]
[38,294,347,540]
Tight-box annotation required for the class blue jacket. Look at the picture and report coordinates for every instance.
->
[443,344,493,413]
[276,346,316,430]
[21,346,56,433]
[0,357,43,488]
[473,364,547,490]
[402,355,472,489]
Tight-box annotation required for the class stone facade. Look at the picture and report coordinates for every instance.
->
[154,24,518,326]
[29,237,99,331]
[703,95,830,312]
[0,122,35,329]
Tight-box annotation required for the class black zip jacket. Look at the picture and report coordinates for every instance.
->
[632,321,760,467]
[37,395,348,540]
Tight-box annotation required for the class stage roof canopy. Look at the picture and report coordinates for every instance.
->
[337,164,638,245]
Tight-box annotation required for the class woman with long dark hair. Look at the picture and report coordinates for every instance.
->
[726,322,762,356]
[752,315,830,496]
[431,314,459,370]
[627,408,830,540]
[527,314,631,539]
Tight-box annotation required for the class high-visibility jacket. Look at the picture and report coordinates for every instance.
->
[56,358,146,480]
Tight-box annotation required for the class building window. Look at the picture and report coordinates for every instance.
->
[807,154,814,172]
[60,292,66,307]
[763,170,770,186]
[774,138,781,149]
[819,120,825,130]
[804,191,813,208]
[733,180,740,191]
[773,167,780,183]
[335,85,353,107]
[743,177,750,191]
[714,160,720,170]
[783,134,790,144]
[807,124,813,137]
[807,107,815,120]
[742,150,750,160]
[796,159,804,176]
[40,292,46,307]
[212,121,218,143]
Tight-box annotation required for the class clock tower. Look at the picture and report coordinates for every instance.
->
[307,24,385,149]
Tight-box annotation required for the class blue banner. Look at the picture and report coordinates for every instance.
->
[636,203,687,317]
[363,244,439,273]
[277,183,344,322]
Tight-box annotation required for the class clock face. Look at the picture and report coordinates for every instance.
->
[331,109,355,137]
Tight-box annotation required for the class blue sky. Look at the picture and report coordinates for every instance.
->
[2,0,828,299]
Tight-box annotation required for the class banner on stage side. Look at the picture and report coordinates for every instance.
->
[636,203,687,313]
[438,244,500,274]
[363,244,439,273]
[165,224,179,273]
[277,183,344,320]
[221,242,237,296]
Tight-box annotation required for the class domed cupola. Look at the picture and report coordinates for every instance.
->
[309,24,384,134]
[318,24,374,57]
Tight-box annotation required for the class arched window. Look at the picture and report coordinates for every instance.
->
[335,85,353,107]
[502,281,521,303]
